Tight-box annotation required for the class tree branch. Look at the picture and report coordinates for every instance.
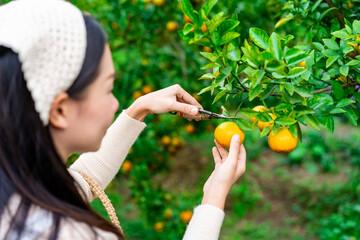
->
[325,0,345,27]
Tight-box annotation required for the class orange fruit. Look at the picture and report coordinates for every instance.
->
[111,22,119,30]
[185,124,195,134]
[203,46,212,52]
[348,2,354,8]
[215,71,219,77]
[184,14,192,23]
[144,0,151,3]
[132,91,142,99]
[171,137,183,148]
[192,93,201,101]
[142,85,153,94]
[299,60,306,68]
[166,21,178,32]
[201,22,207,33]
[268,127,297,153]
[214,122,245,148]
[258,113,277,131]
[153,221,165,232]
[180,210,193,223]
[121,160,133,172]
[161,136,171,146]
[250,105,268,123]
[164,208,173,219]
[152,0,165,7]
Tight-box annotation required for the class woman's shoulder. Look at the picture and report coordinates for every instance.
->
[1,194,117,240]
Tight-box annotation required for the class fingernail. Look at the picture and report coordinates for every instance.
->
[191,107,198,115]
[233,134,240,142]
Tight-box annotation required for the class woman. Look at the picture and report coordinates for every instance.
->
[0,0,246,239]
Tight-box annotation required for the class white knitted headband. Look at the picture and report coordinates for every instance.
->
[0,0,87,125]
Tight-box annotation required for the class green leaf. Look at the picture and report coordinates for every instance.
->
[340,65,349,76]
[353,20,360,35]
[249,84,262,101]
[200,0,218,17]
[269,32,282,61]
[199,52,218,62]
[295,106,315,116]
[313,42,324,51]
[201,63,219,69]
[218,20,240,34]
[213,90,226,104]
[294,87,312,97]
[219,32,240,46]
[235,118,253,131]
[249,28,269,50]
[336,98,355,108]
[326,116,335,134]
[301,114,320,130]
[226,43,241,61]
[284,82,294,95]
[323,38,340,50]
[319,7,337,22]
[274,16,293,29]
[252,69,265,87]
[198,73,216,80]
[346,59,360,66]
[260,126,271,137]
[179,0,200,27]
[288,124,298,139]
[344,107,358,126]
[330,108,346,114]
[239,108,257,118]
[330,80,345,100]
[260,85,277,100]
[275,116,297,125]
[287,53,309,67]
[326,55,340,68]
[331,30,348,39]
[183,23,195,35]
[197,86,212,95]
[256,112,273,122]
[288,67,307,78]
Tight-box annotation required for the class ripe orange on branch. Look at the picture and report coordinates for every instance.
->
[180,210,193,223]
[250,105,268,123]
[166,21,178,32]
[258,113,277,132]
[268,127,297,153]
[214,122,245,148]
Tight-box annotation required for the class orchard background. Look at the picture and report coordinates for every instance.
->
[2,0,360,239]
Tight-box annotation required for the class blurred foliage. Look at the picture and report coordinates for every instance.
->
[2,0,360,239]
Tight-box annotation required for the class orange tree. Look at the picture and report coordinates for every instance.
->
[179,0,360,150]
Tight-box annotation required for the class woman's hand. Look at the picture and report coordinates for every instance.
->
[126,84,203,121]
[201,134,247,210]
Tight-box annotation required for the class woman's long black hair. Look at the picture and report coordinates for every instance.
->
[0,14,124,239]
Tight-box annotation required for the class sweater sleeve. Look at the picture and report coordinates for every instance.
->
[68,110,146,202]
[183,204,225,240]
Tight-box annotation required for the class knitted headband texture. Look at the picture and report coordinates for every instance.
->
[0,0,87,125]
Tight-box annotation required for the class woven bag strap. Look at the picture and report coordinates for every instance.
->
[75,171,123,234]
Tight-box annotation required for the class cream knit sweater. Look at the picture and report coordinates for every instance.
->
[0,110,225,239]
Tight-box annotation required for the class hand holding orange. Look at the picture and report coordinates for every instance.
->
[214,122,245,148]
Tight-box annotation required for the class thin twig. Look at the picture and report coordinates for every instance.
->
[232,72,248,92]
[325,0,345,27]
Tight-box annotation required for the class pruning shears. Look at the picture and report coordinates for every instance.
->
[169,108,238,120]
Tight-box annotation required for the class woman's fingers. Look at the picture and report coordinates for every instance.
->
[212,147,222,168]
[172,101,200,116]
[227,134,241,166]
[214,139,228,160]
[235,144,247,177]
[173,84,203,110]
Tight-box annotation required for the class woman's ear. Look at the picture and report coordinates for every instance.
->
[49,92,71,129]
